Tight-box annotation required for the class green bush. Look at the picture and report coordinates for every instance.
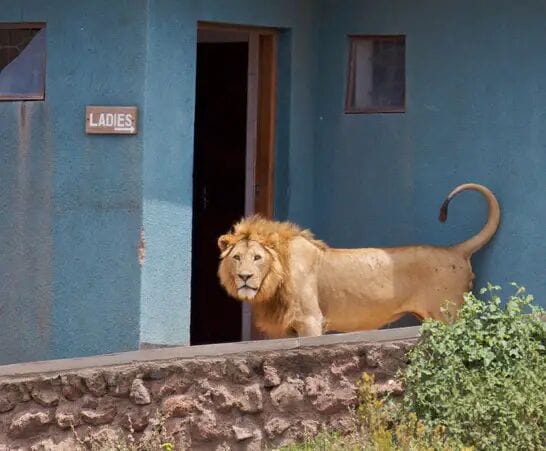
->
[401,284,546,450]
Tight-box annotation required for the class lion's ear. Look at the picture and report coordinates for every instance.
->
[218,234,234,257]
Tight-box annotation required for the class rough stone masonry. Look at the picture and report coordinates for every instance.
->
[0,329,418,450]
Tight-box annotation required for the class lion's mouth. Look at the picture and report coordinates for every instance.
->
[238,284,258,292]
[237,284,258,299]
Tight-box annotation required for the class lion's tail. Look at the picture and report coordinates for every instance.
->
[439,183,500,257]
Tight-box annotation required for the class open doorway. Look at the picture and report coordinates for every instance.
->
[190,24,277,345]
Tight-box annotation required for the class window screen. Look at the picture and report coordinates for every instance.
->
[0,23,46,101]
[345,35,405,113]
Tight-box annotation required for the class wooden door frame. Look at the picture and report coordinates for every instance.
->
[197,22,278,342]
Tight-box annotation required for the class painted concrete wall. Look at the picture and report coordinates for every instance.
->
[1,0,544,365]
[0,0,145,364]
[139,0,319,347]
[0,0,319,363]
[314,0,546,304]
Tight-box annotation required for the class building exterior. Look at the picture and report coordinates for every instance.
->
[1,0,545,365]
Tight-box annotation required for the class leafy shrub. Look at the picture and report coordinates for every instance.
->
[402,284,545,450]
[282,284,544,451]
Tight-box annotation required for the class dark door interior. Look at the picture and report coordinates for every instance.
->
[190,42,248,345]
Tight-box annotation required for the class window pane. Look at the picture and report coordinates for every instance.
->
[346,36,405,113]
[0,25,46,100]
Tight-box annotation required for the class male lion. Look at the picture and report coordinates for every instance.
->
[217,183,500,338]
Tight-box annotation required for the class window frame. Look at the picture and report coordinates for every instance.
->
[0,22,47,101]
[345,34,405,114]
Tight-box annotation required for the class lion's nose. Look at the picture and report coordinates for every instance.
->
[239,272,253,282]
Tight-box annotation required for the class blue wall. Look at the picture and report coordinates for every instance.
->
[0,0,146,364]
[314,0,546,302]
[0,0,319,363]
[139,0,319,347]
[1,0,544,365]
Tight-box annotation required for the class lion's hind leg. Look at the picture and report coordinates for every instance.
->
[409,293,464,324]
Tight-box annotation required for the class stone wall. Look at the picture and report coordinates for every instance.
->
[0,328,418,450]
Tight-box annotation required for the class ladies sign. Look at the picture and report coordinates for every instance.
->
[85,106,137,135]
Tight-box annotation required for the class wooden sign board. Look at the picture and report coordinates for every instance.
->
[85,106,138,135]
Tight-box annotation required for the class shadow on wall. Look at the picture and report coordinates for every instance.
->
[0,102,53,364]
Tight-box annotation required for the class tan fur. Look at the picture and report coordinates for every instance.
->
[218,183,500,338]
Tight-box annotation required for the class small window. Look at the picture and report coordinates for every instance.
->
[345,35,405,113]
[0,23,46,101]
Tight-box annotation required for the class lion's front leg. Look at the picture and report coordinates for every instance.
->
[288,283,323,337]
[286,236,324,337]
[289,283,323,337]
[293,316,323,337]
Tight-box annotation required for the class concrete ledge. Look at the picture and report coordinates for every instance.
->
[0,326,419,378]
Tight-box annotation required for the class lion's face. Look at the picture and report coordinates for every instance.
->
[218,237,283,303]
[219,240,272,301]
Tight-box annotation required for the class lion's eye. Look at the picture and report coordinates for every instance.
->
[253,255,262,261]
[233,255,241,261]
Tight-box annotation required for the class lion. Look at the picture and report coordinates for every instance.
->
[217,183,500,338]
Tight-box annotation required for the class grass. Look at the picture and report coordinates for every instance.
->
[276,373,472,451]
